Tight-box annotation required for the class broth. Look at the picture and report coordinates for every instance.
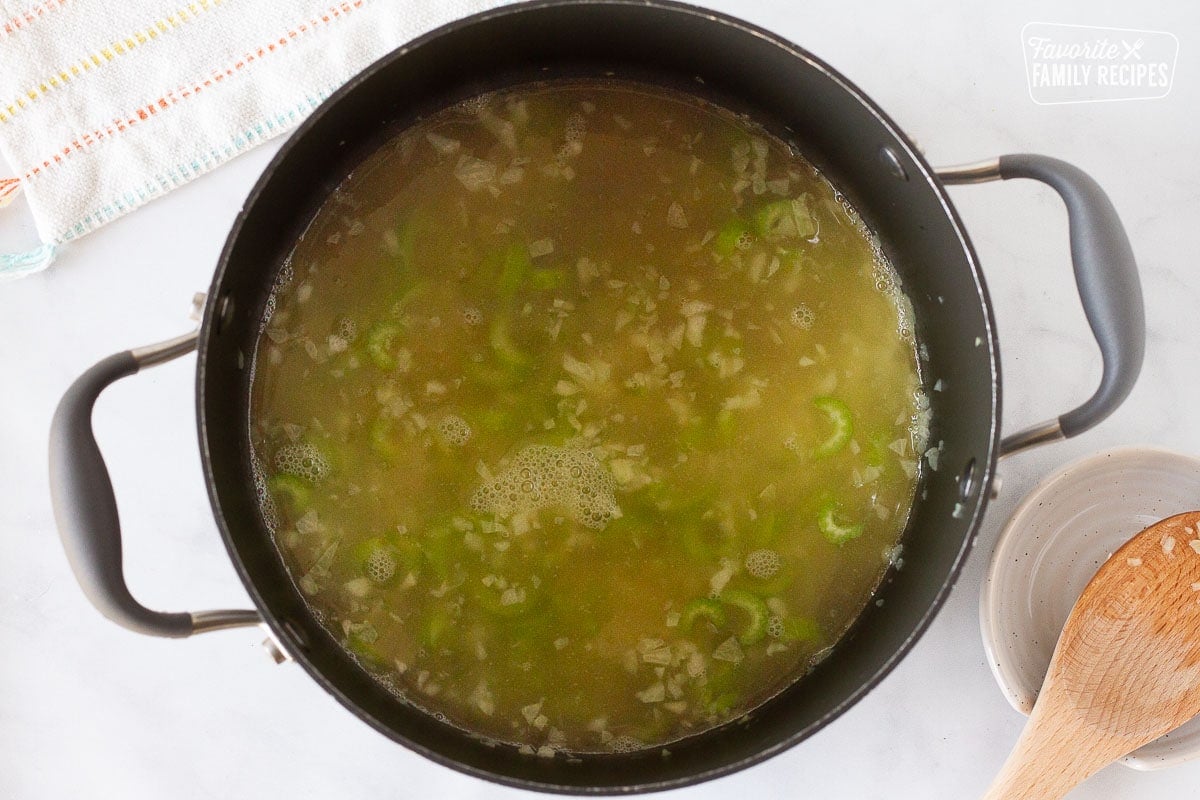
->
[249,80,928,755]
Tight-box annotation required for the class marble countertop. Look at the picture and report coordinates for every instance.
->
[3,1,1198,797]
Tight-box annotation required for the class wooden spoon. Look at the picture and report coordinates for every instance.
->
[984,510,1200,799]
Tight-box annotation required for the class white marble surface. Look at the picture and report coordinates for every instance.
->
[2,1,1199,797]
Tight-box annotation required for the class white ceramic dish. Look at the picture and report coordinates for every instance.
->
[980,446,1200,770]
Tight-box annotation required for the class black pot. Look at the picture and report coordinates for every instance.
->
[48,0,1144,793]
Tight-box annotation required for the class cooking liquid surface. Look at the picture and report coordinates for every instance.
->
[250,80,927,755]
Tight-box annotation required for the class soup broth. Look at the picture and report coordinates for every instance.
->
[250,80,927,754]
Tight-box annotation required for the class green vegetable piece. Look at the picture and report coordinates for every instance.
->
[420,522,458,583]
[489,315,530,369]
[392,536,424,578]
[681,521,729,563]
[715,408,737,444]
[679,597,726,633]
[348,536,401,586]
[748,510,786,548]
[713,218,751,257]
[818,501,864,545]
[366,321,404,370]
[346,622,388,670]
[421,607,455,651]
[369,416,400,461]
[474,581,537,618]
[468,405,516,434]
[720,589,769,646]
[386,215,420,268]
[752,197,816,242]
[268,474,310,517]
[498,243,532,297]
[780,617,822,644]
[706,690,740,717]
[812,396,853,457]
[530,268,564,291]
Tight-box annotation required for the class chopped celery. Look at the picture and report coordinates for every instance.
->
[347,535,416,587]
[421,606,455,650]
[366,321,404,370]
[346,624,388,670]
[720,589,769,645]
[465,360,523,389]
[474,581,538,618]
[369,416,399,461]
[681,522,728,563]
[707,692,739,716]
[752,197,815,242]
[679,597,726,633]
[713,218,750,257]
[715,409,737,444]
[268,473,310,517]
[530,268,564,290]
[386,215,420,269]
[468,406,516,434]
[421,522,458,583]
[498,243,532,297]
[391,535,424,579]
[747,510,786,548]
[489,315,531,370]
[780,617,822,644]
[818,501,863,545]
[812,396,853,457]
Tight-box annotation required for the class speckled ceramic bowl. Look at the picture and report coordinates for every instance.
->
[981,447,1200,770]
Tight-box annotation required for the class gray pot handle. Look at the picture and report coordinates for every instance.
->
[938,154,1145,457]
[48,331,261,638]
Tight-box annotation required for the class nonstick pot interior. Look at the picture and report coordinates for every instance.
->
[198,0,999,792]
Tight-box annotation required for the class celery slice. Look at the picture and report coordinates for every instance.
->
[489,315,531,369]
[369,416,399,461]
[713,218,750,257]
[818,501,863,545]
[812,396,853,457]
[267,473,310,517]
[720,589,769,645]
[780,617,822,644]
[679,597,726,633]
[366,321,404,370]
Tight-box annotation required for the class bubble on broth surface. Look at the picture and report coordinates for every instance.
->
[744,549,782,580]
[251,454,278,532]
[789,305,814,329]
[336,317,358,342]
[274,443,330,482]
[608,735,645,753]
[471,445,619,529]
[461,306,483,326]
[366,548,397,584]
[438,414,472,446]
[564,112,587,143]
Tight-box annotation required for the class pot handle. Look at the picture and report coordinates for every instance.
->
[48,330,262,638]
[937,154,1145,457]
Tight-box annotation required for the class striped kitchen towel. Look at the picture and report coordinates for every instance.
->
[0,0,507,280]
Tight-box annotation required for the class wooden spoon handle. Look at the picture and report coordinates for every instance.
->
[982,702,1133,800]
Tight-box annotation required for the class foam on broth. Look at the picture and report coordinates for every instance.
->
[249,80,928,755]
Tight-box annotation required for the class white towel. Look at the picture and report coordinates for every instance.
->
[0,0,507,280]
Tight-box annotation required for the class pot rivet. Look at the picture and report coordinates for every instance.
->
[189,292,207,322]
[879,146,909,182]
[215,294,235,334]
[283,618,310,650]
[958,457,978,500]
[261,635,290,665]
